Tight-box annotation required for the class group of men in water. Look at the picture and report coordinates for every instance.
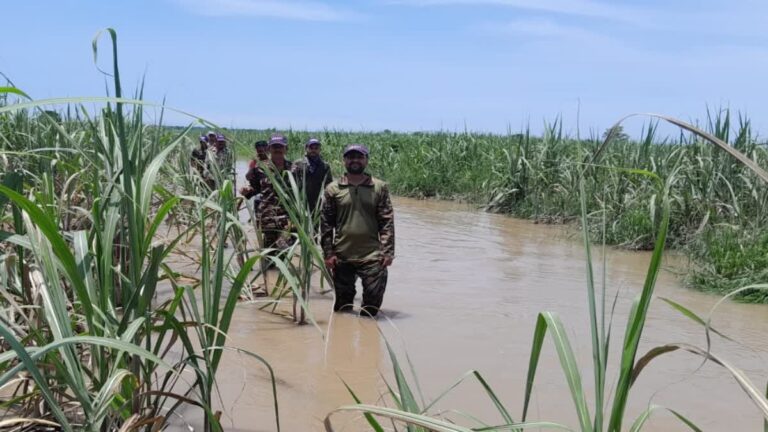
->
[191,131,235,190]
[191,131,395,317]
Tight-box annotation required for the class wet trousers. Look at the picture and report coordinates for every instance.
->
[263,228,290,251]
[261,225,295,270]
[333,260,388,316]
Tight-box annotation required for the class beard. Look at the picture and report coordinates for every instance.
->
[346,164,365,175]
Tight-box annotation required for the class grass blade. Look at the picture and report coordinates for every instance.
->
[522,312,592,432]
[326,405,474,432]
[341,378,385,432]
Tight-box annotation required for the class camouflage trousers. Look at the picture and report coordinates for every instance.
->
[261,213,293,261]
[263,228,293,251]
[333,259,388,316]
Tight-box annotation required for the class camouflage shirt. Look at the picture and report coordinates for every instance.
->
[209,146,234,177]
[321,174,395,262]
[250,159,293,229]
[242,159,266,199]
[191,147,207,175]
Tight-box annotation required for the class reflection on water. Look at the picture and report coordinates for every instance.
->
[171,167,768,431]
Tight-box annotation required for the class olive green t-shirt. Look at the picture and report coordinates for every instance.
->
[321,174,395,262]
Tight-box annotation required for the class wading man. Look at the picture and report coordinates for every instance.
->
[206,130,217,148]
[241,140,270,202]
[293,137,332,214]
[321,144,395,317]
[191,135,208,178]
[241,133,294,258]
[252,140,269,164]
[210,133,234,189]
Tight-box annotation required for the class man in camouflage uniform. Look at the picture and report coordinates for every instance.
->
[240,140,270,205]
[321,144,395,317]
[190,134,216,189]
[205,134,235,189]
[293,137,332,214]
[209,133,234,187]
[251,139,270,164]
[191,135,208,178]
[206,130,217,147]
[255,134,293,253]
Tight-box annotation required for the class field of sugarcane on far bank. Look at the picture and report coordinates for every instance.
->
[218,114,768,303]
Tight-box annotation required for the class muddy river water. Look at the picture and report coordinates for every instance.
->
[172,169,768,431]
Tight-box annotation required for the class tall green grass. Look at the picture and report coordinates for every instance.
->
[325,115,768,432]
[4,27,768,432]
[225,115,768,302]
[0,29,304,431]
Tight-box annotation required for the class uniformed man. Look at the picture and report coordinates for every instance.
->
[293,137,332,214]
[241,141,268,211]
[241,133,294,256]
[321,144,395,317]
[191,135,208,177]
[253,139,269,163]
[209,133,234,189]
[206,130,217,148]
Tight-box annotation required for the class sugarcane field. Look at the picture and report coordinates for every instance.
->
[2,2,768,431]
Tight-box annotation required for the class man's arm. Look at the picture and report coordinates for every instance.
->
[241,167,262,198]
[321,186,339,271]
[376,183,395,262]
[320,186,337,259]
[245,167,262,190]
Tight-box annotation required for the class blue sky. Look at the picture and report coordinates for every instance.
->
[2,0,768,137]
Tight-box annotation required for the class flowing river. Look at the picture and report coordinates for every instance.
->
[171,164,768,431]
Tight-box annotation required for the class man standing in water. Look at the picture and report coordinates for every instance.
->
[206,130,217,148]
[241,139,270,212]
[210,133,234,188]
[250,139,269,166]
[241,140,270,204]
[241,133,294,256]
[191,135,208,178]
[321,144,395,317]
[293,137,332,214]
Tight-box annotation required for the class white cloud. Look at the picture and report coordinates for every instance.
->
[387,0,650,24]
[390,0,768,39]
[480,17,607,41]
[173,0,361,21]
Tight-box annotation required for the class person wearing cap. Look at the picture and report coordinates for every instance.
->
[240,140,269,211]
[242,133,294,256]
[206,130,217,145]
[251,140,269,166]
[321,144,395,317]
[191,135,209,178]
[208,133,234,188]
[292,137,332,214]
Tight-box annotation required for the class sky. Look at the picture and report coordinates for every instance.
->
[2,0,768,137]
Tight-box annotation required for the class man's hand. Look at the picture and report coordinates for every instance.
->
[325,255,338,271]
[380,255,394,267]
[239,186,251,196]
